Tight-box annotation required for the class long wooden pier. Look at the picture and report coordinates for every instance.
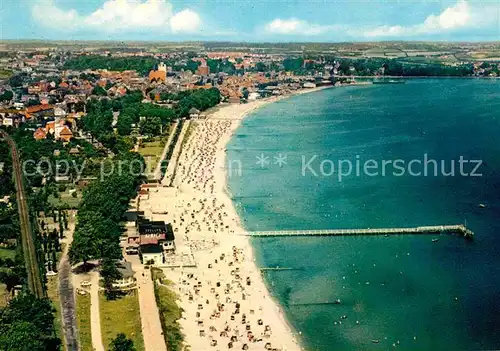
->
[243,224,474,239]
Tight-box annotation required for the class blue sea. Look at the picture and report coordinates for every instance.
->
[227,79,500,351]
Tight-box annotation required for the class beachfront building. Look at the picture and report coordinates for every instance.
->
[124,210,144,244]
[140,244,164,266]
[162,224,176,251]
[134,216,176,265]
[111,261,136,289]
[138,218,175,246]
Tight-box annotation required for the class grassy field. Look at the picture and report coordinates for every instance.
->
[0,284,8,307]
[99,292,144,351]
[152,268,184,351]
[48,190,82,209]
[0,69,13,79]
[0,247,16,260]
[47,276,65,349]
[0,246,16,308]
[138,124,175,176]
[138,137,169,175]
[76,293,92,351]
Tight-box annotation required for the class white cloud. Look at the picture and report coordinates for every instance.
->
[82,0,173,30]
[32,0,202,33]
[364,0,493,38]
[32,0,82,30]
[170,9,201,33]
[265,18,333,35]
[262,1,497,39]
[422,0,470,30]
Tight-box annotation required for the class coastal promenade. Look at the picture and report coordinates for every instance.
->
[153,120,179,181]
[162,120,191,187]
[242,224,474,238]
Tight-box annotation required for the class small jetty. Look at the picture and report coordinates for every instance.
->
[243,224,474,239]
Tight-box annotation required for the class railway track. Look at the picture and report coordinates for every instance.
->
[1,131,43,297]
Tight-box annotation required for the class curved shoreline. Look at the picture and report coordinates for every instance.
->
[141,87,330,351]
[143,87,331,351]
[218,87,334,350]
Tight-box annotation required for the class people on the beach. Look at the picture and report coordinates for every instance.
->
[141,105,301,351]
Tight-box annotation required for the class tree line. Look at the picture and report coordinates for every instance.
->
[63,55,158,76]
[278,56,475,77]
[0,90,13,102]
[0,294,61,350]
[69,151,144,296]
[0,138,61,350]
[83,88,220,143]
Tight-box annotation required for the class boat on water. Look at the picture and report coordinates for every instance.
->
[432,238,440,243]
[372,340,380,344]
[372,80,406,84]
[479,203,487,208]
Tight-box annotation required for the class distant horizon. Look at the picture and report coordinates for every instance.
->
[1,38,499,44]
[1,1,499,42]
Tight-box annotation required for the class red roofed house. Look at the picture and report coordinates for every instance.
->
[58,126,73,142]
[25,104,54,119]
[45,121,55,134]
[33,119,73,142]
[137,218,175,251]
[33,128,47,141]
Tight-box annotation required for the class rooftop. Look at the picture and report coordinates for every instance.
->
[140,244,162,254]
[138,217,174,241]
[116,260,135,279]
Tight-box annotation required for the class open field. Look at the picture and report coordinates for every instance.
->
[0,284,8,307]
[48,190,82,209]
[137,123,175,178]
[0,247,15,260]
[76,293,92,351]
[0,247,15,308]
[138,138,166,172]
[99,292,144,351]
[0,69,13,79]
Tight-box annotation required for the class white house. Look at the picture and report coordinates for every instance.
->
[140,244,164,266]
[1,116,14,127]
[110,261,136,289]
[54,107,67,117]
[248,92,260,101]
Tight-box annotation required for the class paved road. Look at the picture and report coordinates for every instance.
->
[162,121,190,187]
[128,255,167,351]
[153,121,179,181]
[1,131,43,297]
[58,220,79,351]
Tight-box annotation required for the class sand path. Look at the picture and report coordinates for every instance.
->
[129,255,168,351]
[90,272,104,351]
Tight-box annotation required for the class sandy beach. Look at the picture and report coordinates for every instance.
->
[141,88,328,351]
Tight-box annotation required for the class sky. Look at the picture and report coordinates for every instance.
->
[0,0,499,42]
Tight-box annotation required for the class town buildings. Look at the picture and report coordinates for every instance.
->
[149,62,167,83]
